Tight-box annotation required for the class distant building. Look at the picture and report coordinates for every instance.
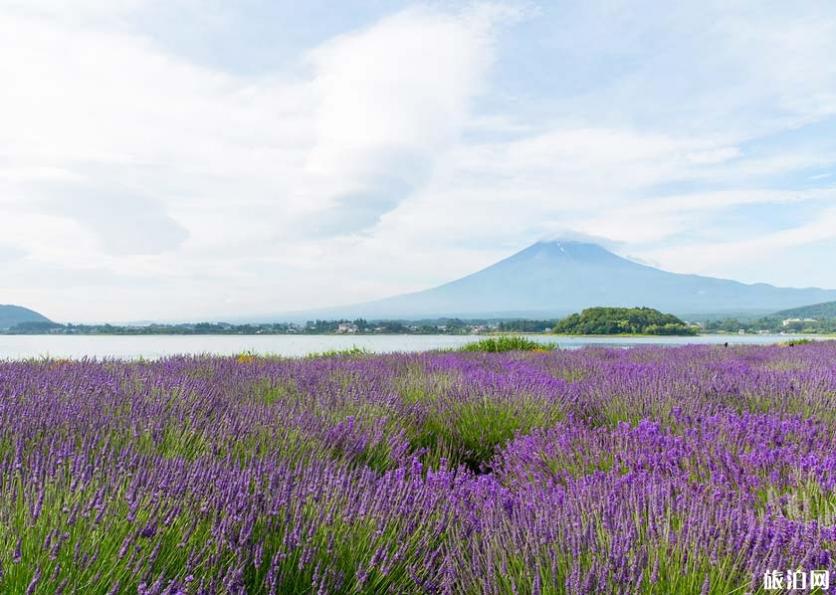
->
[782,318,818,327]
[336,322,358,334]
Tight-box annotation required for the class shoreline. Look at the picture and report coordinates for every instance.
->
[2,331,835,338]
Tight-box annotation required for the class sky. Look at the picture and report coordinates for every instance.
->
[2,0,836,322]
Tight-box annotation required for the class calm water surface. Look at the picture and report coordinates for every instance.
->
[0,334,824,360]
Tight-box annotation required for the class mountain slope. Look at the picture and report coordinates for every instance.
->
[0,305,52,329]
[285,241,836,320]
[774,301,836,319]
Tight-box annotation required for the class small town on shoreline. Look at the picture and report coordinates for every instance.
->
[3,305,835,336]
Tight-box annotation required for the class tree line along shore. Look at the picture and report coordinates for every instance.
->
[4,305,836,336]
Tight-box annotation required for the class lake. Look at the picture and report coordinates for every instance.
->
[0,333,823,359]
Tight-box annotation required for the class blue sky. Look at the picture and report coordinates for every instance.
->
[1,0,835,321]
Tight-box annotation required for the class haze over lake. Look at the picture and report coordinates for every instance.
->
[0,334,820,360]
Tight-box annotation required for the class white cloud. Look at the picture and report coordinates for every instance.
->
[0,0,151,21]
[1,0,836,321]
[0,2,512,320]
[300,5,506,233]
[570,189,836,244]
[640,208,836,281]
[686,147,742,165]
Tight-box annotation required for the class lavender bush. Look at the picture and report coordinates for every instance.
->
[0,343,834,593]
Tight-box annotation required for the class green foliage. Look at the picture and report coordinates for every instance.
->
[496,319,557,332]
[306,346,371,358]
[701,314,836,334]
[553,307,697,336]
[3,318,551,336]
[782,338,814,347]
[460,336,554,353]
[391,367,563,472]
[408,398,563,472]
[775,300,836,320]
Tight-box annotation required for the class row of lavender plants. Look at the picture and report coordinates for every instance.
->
[0,343,834,593]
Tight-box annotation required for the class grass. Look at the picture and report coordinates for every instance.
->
[781,338,815,346]
[306,345,371,358]
[460,335,555,353]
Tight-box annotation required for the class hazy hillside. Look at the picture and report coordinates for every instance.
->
[270,241,836,321]
[0,305,52,329]
[774,301,836,319]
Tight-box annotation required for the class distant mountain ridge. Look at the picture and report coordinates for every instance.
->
[774,301,836,319]
[0,304,52,329]
[271,241,836,321]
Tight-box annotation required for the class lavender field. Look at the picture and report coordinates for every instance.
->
[1,343,835,593]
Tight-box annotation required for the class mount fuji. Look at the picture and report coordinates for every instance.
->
[274,241,836,320]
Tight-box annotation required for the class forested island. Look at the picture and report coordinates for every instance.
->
[552,307,698,335]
